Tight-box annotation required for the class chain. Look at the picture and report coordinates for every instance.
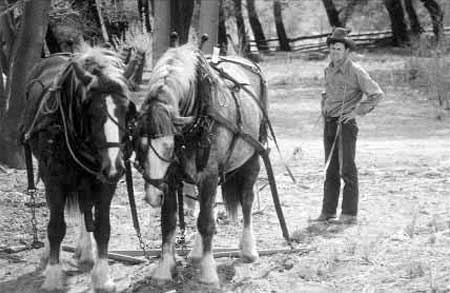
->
[27,188,44,249]
[176,227,187,258]
[176,179,188,258]
[135,229,151,261]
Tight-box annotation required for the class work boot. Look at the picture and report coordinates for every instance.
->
[336,214,357,225]
[309,213,336,223]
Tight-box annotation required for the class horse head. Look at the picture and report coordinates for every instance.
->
[134,99,193,207]
[70,47,136,182]
[133,45,200,206]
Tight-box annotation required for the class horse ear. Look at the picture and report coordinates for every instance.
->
[172,115,195,127]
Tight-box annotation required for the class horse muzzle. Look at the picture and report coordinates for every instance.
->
[100,156,125,182]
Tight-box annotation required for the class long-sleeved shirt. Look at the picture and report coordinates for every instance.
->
[322,57,384,118]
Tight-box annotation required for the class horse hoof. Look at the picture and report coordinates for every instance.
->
[42,264,64,291]
[199,272,220,286]
[152,269,174,282]
[78,259,95,272]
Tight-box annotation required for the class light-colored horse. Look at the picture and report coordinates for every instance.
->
[135,44,267,284]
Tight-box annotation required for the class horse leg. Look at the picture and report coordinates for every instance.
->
[152,186,178,281]
[91,189,115,292]
[238,154,260,263]
[42,187,66,291]
[197,174,220,284]
[74,212,96,272]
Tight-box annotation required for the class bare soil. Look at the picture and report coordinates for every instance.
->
[1,50,449,292]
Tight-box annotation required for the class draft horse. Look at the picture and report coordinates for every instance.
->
[135,44,268,284]
[21,45,135,291]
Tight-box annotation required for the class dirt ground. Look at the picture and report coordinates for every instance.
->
[1,49,450,292]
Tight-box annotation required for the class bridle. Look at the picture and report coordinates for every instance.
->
[134,134,178,191]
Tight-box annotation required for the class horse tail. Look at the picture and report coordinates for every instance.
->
[221,175,241,220]
[259,74,269,145]
[65,192,82,226]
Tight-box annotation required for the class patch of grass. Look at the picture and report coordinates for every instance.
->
[403,36,450,115]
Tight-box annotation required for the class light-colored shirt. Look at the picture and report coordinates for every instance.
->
[322,57,384,118]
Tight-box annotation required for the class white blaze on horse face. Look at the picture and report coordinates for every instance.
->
[103,95,121,175]
[143,136,174,207]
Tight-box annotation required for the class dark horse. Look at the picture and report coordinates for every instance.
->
[21,45,135,291]
[135,44,267,284]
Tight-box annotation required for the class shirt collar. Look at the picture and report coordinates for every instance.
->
[328,57,350,74]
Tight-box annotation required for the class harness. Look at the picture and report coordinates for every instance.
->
[135,53,292,241]
[22,61,133,182]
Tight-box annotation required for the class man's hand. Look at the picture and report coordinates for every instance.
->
[339,111,357,123]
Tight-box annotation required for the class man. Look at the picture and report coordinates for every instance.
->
[314,27,384,224]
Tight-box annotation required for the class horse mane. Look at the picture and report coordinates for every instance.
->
[140,44,199,136]
[72,44,129,99]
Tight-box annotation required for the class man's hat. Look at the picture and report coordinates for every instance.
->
[326,27,356,50]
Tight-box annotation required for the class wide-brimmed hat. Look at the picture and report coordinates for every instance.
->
[326,27,356,50]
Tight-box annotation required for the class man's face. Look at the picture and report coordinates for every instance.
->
[329,42,349,64]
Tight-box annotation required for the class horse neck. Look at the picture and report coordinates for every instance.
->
[61,72,85,135]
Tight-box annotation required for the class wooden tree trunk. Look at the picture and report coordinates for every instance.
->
[95,0,110,42]
[246,0,268,52]
[404,0,423,36]
[218,0,228,55]
[170,0,194,45]
[273,0,290,51]
[321,0,343,28]
[137,0,152,32]
[383,0,409,46]
[340,0,358,27]
[152,0,171,64]
[419,0,443,41]
[0,0,16,75]
[233,0,250,55]
[0,0,52,168]
[191,0,201,34]
[198,0,220,54]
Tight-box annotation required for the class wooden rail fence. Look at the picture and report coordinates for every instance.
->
[249,27,450,53]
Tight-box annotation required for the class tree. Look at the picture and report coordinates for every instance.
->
[246,0,268,52]
[404,0,423,36]
[232,0,250,55]
[218,0,228,55]
[273,0,290,51]
[0,0,52,168]
[419,0,444,41]
[383,0,409,46]
[198,0,220,54]
[340,0,358,27]
[321,0,343,27]
[137,0,152,32]
[152,0,171,63]
[170,0,194,45]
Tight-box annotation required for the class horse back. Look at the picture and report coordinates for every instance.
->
[22,56,71,133]
[205,56,268,173]
[210,56,267,139]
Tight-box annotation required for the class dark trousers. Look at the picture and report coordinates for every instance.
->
[322,117,359,216]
